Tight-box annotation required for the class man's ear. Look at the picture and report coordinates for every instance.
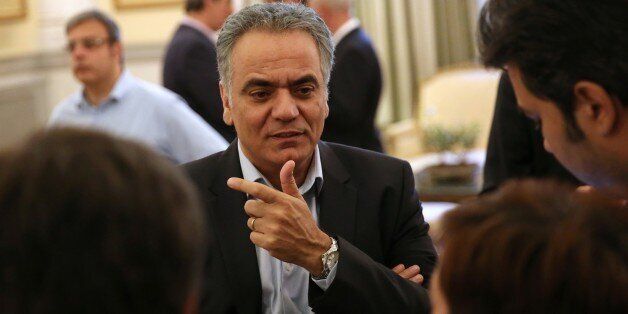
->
[220,82,233,126]
[573,81,619,136]
[112,42,122,62]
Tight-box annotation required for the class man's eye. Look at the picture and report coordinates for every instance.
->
[251,91,271,100]
[295,86,314,97]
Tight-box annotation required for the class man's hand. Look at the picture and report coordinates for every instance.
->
[392,264,424,285]
[227,160,331,276]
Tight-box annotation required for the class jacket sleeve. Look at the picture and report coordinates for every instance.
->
[308,162,437,314]
[180,43,226,136]
[326,47,379,132]
[482,73,536,193]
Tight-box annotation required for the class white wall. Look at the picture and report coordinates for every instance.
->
[0,43,164,149]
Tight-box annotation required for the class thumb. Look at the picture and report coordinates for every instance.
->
[280,160,305,202]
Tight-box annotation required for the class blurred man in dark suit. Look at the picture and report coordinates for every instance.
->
[310,0,384,152]
[163,0,236,142]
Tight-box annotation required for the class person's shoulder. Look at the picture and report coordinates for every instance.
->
[133,78,184,104]
[323,142,411,188]
[168,25,200,43]
[169,25,211,50]
[340,28,372,48]
[325,142,407,169]
[335,30,378,63]
[165,26,210,61]
[49,91,82,121]
[182,149,226,185]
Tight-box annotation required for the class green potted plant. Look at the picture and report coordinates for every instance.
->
[420,123,480,185]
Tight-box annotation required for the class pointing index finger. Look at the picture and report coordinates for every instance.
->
[227,177,281,203]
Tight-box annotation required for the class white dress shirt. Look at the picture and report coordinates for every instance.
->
[238,141,338,314]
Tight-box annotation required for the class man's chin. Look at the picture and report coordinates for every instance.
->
[74,71,96,84]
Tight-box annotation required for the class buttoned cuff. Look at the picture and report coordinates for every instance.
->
[311,261,338,290]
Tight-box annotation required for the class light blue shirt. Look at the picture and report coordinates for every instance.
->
[238,141,338,314]
[49,70,228,164]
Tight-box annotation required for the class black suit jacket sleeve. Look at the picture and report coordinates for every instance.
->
[309,162,433,314]
[182,43,225,134]
[326,48,373,131]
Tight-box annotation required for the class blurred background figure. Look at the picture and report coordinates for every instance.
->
[432,180,628,314]
[482,73,581,194]
[49,10,227,164]
[163,0,236,142]
[0,128,207,314]
[309,0,383,152]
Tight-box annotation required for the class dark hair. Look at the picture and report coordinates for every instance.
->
[437,180,628,313]
[66,9,121,43]
[185,0,205,12]
[479,0,628,140]
[0,128,206,314]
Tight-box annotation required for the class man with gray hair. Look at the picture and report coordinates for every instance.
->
[309,0,384,152]
[185,3,436,313]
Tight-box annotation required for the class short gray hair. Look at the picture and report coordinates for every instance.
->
[217,3,334,95]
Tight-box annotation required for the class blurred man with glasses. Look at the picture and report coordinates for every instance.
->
[50,10,228,164]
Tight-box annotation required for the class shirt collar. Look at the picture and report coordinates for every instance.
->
[333,18,360,45]
[181,16,218,44]
[237,140,324,196]
[76,70,133,109]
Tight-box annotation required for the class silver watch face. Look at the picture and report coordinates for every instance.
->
[324,251,339,270]
[320,238,339,276]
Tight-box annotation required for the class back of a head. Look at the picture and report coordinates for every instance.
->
[438,181,628,313]
[478,0,628,119]
[0,128,206,314]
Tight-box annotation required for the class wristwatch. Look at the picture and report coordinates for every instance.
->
[312,237,339,280]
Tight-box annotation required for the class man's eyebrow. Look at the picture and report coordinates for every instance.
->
[241,79,275,92]
[291,75,319,87]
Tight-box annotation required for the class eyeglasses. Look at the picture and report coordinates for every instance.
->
[66,37,111,52]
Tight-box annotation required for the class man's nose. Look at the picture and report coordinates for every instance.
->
[72,44,88,59]
[272,89,299,121]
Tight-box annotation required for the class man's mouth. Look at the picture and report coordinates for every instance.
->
[74,64,90,72]
[271,131,304,138]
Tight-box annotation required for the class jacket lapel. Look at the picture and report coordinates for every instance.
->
[208,142,262,313]
[317,142,357,244]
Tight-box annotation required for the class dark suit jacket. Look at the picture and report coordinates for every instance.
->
[322,27,383,153]
[184,141,437,314]
[482,73,580,193]
[163,24,236,142]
